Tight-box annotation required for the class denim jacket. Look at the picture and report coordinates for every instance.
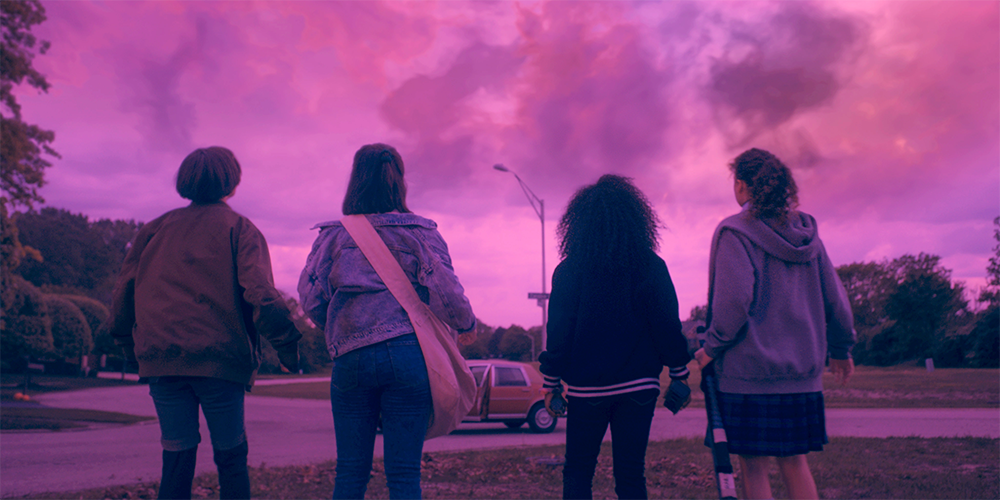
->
[298,213,476,358]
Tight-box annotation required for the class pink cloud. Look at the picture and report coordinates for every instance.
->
[12,0,998,327]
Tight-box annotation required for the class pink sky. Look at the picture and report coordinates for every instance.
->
[16,0,999,329]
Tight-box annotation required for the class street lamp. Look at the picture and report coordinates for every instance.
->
[493,164,548,359]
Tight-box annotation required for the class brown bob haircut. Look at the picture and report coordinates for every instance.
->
[342,143,411,215]
[176,146,242,203]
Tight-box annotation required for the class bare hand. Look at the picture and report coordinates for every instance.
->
[829,358,854,386]
[458,331,477,346]
[694,348,714,370]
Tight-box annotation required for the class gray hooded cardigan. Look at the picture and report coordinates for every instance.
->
[701,206,855,394]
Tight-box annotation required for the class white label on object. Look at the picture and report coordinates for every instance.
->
[713,428,727,444]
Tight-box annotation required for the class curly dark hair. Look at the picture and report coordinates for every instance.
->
[557,174,660,272]
[730,148,798,223]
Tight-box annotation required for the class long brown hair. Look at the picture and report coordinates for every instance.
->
[342,143,411,215]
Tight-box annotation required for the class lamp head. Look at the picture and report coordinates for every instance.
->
[493,164,509,173]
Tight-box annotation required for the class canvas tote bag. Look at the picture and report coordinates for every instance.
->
[341,214,477,440]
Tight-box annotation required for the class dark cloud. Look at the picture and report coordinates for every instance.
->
[380,42,523,188]
[707,2,868,145]
[380,2,676,212]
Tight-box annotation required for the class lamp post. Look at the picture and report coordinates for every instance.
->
[493,164,548,359]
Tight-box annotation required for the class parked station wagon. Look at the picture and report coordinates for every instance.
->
[464,359,560,433]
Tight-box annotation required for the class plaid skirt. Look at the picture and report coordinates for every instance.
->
[716,391,828,457]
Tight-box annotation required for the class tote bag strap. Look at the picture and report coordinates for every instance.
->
[340,215,435,328]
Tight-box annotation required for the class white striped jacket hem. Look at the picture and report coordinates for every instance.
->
[543,366,690,398]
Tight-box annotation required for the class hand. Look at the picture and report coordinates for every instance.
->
[829,357,854,386]
[694,348,714,370]
[663,379,691,414]
[544,391,556,416]
[544,390,566,417]
[458,331,477,346]
[277,347,299,374]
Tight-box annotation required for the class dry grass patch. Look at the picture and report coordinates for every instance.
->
[23,437,998,499]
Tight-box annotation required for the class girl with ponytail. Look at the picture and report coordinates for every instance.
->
[694,148,856,500]
[299,143,476,499]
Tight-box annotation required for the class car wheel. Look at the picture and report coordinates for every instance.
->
[527,402,557,433]
[504,420,525,429]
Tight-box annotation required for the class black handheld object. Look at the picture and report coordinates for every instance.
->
[662,379,691,414]
[548,385,567,417]
[698,333,738,500]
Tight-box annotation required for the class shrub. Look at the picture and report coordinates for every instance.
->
[43,294,94,361]
[0,277,54,364]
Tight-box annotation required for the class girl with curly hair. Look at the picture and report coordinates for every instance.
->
[694,148,856,499]
[539,174,692,499]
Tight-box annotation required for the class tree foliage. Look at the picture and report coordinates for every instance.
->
[0,0,55,354]
[979,216,1000,306]
[1,0,58,211]
[15,208,142,304]
[498,325,534,362]
[43,294,93,360]
[63,294,112,356]
[837,253,968,366]
[0,275,52,363]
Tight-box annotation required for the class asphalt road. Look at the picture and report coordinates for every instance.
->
[1,384,997,497]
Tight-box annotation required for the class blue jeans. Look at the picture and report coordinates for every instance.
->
[330,334,432,500]
[148,376,249,499]
[563,389,658,500]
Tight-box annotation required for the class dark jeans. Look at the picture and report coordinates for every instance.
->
[563,389,658,500]
[149,376,250,499]
[330,334,432,500]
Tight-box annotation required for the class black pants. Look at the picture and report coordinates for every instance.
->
[563,389,658,500]
[158,441,250,499]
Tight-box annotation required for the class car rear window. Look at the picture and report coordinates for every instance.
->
[495,366,528,387]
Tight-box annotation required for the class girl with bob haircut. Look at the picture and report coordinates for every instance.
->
[108,146,301,499]
[695,148,856,500]
[539,174,692,499]
[299,143,476,499]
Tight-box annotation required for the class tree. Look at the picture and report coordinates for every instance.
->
[498,325,533,362]
[43,294,93,361]
[1,0,58,209]
[1,0,57,344]
[687,305,707,323]
[63,295,111,356]
[0,276,52,366]
[837,261,896,331]
[838,253,968,366]
[15,208,142,304]
[979,216,1000,306]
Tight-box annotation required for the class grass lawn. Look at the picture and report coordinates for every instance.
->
[23,436,999,499]
[0,406,154,430]
[250,365,1000,409]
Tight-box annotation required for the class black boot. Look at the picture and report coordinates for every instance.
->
[214,440,251,499]
[159,447,198,500]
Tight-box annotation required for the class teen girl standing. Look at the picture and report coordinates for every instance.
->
[539,174,692,499]
[695,148,856,499]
